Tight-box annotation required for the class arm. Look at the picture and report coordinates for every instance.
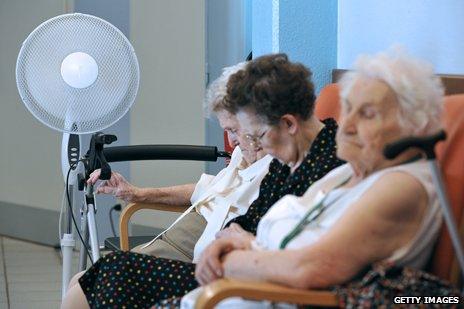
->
[87,169,195,205]
[135,183,195,206]
[195,237,254,285]
[221,171,428,289]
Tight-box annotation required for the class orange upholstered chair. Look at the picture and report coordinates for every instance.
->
[196,84,464,308]
[314,83,341,121]
[314,85,464,285]
[432,94,464,285]
[223,131,235,154]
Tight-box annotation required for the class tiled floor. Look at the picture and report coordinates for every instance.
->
[0,236,82,309]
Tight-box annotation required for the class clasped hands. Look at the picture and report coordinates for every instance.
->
[195,223,255,285]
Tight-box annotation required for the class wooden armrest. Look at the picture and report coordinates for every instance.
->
[119,202,190,251]
[195,279,339,309]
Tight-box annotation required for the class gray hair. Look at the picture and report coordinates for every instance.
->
[339,47,444,135]
[204,61,249,118]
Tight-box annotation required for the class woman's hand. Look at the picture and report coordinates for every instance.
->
[87,169,141,202]
[195,237,251,285]
[215,223,255,242]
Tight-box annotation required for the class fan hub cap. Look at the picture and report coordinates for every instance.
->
[61,52,98,89]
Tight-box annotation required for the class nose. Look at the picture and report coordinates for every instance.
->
[339,110,357,135]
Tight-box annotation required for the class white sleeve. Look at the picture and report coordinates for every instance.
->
[190,173,215,204]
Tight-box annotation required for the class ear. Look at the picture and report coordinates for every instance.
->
[280,114,298,135]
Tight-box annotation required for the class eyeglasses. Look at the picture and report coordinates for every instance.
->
[244,129,269,149]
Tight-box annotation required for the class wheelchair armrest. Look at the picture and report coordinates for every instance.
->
[119,202,189,251]
[195,278,339,309]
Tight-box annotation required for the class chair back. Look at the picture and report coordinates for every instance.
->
[314,83,341,121]
[315,84,464,285]
[432,94,464,286]
[224,131,235,154]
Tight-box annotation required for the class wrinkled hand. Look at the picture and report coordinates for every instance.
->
[215,223,255,242]
[195,237,251,286]
[87,169,140,202]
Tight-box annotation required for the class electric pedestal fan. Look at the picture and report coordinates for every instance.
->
[15,13,140,298]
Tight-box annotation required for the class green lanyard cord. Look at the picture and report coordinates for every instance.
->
[279,176,351,250]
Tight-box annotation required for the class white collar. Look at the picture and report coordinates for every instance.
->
[238,153,273,182]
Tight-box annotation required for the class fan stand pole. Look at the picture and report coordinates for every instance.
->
[61,232,75,298]
[61,184,76,299]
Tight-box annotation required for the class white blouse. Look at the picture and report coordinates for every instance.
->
[192,147,273,262]
[254,161,441,269]
[140,147,273,262]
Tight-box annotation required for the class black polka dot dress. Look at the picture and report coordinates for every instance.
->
[79,251,198,308]
[78,118,343,308]
[226,118,344,234]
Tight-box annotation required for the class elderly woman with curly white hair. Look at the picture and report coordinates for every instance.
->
[185,48,449,307]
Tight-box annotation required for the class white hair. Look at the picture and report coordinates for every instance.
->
[204,61,249,118]
[339,47,444,135]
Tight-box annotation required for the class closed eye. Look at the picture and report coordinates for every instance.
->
[360,106,377,119]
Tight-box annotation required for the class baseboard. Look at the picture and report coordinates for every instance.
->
[0,201,161,246]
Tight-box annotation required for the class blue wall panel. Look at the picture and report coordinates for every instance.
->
[252,0,338,93]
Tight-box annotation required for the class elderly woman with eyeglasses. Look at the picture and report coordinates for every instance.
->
[215,53,344,240]
[184,48,447,308]
[61,55,344,309]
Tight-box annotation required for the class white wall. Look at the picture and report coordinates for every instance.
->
[0,0,69,211]
[338,0,464,74]
[129,0,206,228]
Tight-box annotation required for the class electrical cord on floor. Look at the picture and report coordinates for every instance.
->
[109,204,122,237]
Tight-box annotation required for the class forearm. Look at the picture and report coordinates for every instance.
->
[222,248,344,289]
[222,250,301,286]
[134,183,195,206]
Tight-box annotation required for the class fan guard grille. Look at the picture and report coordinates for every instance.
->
[16,13,140,134]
